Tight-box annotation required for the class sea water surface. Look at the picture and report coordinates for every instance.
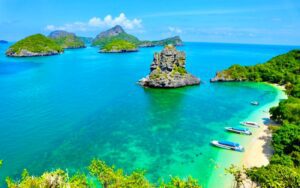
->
[0,42,297,187]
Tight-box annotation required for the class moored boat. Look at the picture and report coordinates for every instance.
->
[225,127,252,135]
[211,140,244,152]
[251,101,259,105]
[240,121,260,128]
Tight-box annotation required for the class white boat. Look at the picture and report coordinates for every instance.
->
[240,121,260,128]
[211,140,244,152]
[225,127,252,135]
[251,101,259,106]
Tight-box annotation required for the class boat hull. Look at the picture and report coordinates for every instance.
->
[225,127,252,135]
[240,122,260,128]
[210,140,244,152]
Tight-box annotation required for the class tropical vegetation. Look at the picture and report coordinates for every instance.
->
[92,32,140,47]
[4,159,202,188]
[6,34,63,55]
[221,49,300,188]
[92,25,183,48]
[101,39,137,52]
[51,35,85,49]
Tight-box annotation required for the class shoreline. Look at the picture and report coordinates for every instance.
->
[206,82,287,188]
[242,83,287,169]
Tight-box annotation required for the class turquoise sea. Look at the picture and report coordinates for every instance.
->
[0,42,297,187]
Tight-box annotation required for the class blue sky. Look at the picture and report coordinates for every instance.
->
[1,0,300,45]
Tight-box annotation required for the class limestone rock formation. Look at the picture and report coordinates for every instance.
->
[139,45,200,88]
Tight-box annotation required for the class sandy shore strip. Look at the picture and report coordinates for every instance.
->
[242,83,287,168]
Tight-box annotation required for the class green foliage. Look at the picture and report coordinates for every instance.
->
[219,49,300,187]
[272,123,300,161]
[0,160,2,168]
[88,159,152,188]
[51,35,85,49]
[225,165,247,188]
[246,165,300,188]
[6,169,88,188]
[160,176,202,188]
[101,39,137,52]
[7,158,202,188]
[92,33,140,47]
[217,50,300,97]
[173,65,187,75]
[270,97,300,124]
[6,34,63,54]
[147,36,182,46]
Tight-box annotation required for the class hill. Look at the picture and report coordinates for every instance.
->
[6,34,64,57]
[92,25,183,47]
[48,30,85,49]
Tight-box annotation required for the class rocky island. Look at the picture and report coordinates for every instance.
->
[92,25,184,52]
[48,30,85,49]
[139,36,183,47]
[139,45,200,88]
[92,25,140,47]
[6,34,64,57]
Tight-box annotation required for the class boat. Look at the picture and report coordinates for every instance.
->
[251,101,259,105]
[225,127,252,135]
[240,121,260,128]
[211,140,244,152]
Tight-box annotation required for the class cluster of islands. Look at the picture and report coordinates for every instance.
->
[3,25,201,88]
[4,25,183,56]
[1,25,300,187]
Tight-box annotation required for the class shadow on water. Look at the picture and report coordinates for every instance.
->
[0,62,41,75]
[142,87,192,132]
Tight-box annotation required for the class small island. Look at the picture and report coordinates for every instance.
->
[92,25,140,47]
[92,25,184,50]
[0,40,8,44]
[100,39,138,53]
[139,45,200,88]
[48,30,85,49]
[139,36,183,47]
[6,34,64,57]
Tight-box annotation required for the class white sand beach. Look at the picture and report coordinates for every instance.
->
[242,84,287,168]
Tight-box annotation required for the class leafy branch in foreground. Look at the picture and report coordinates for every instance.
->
[6,169,88,188]
[225,165,247,188]
[6,159,202,188]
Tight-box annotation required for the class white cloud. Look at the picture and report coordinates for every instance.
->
[168,27,182,34]
[45,13,142,32]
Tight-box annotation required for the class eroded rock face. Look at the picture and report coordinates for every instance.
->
[95,25,124,39]
[139,45,200,88]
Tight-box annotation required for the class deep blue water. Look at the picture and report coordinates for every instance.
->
[0,42,298,187]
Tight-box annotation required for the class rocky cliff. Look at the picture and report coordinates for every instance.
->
[95,25,124,39]
[139,45,200,88]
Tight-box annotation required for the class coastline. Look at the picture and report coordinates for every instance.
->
[242,83,287,169]
[207,83,287,188]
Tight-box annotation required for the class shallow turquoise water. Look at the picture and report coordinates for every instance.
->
[0,42,297,187]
